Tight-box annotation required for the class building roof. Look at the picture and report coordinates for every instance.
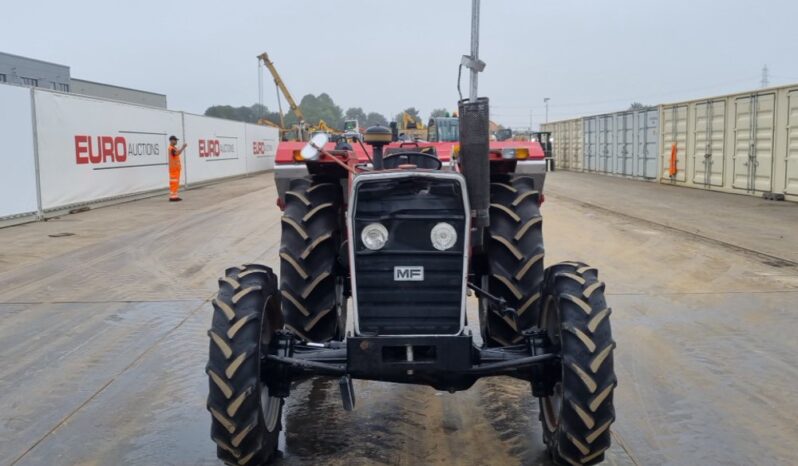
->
[70,78,166,98]
[0,50,70,70]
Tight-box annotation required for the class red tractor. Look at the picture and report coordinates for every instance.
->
[206,98,616,465]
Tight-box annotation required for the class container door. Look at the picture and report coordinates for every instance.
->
[566,121,574,170]
[733,94,774,192]
[615,113,634,175]
[635,109,659,179]
[560,122,569,169]
[785,90,798,195]
[662,105,688,181]
[553,123,561,169]
[584,118,595,171]
[574,120,584,171]
[692,100,725,186]
[598,116,614,173]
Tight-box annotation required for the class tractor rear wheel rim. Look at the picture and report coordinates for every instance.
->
[259,295,281,433]
[260,385,281,433]
[541,294,563,432]
[542,382,563,432]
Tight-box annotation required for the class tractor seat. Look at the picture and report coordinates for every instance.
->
[382,150,442,170]
[385,146,437,157]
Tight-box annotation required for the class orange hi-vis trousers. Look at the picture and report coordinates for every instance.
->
[169,147,181,198]
[169,165,181,198]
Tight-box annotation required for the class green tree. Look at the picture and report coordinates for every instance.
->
[429,108,449,119]
[282,93,344,128]
[345,107,368,124]
[364,112,388,127]
[204,103,282,125]
[628,102,648,110]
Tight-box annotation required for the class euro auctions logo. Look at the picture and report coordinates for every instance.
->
[253,141,266,156]
[75,135,128,164]
[199,139,221,157]
[252,140,274,157]
[74,134,163,167]
[199,138,237,160]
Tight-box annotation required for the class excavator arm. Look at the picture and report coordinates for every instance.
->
[257,52,304,124]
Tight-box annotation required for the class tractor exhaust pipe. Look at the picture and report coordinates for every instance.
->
[458,97,491,236]
[458,0,489,242]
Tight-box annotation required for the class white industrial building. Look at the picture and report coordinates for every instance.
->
[0,51,166,108]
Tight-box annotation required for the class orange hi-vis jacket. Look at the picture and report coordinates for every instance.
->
[169,144,182,171]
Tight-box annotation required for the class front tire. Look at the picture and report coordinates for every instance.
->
[207,264,284,465]
[279,177,345,342]
[481,175,545,346]
[539,262,616,466]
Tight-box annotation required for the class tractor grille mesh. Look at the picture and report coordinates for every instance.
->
[352,176,466,335]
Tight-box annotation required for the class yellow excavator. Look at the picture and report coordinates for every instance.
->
[397,112,427,140]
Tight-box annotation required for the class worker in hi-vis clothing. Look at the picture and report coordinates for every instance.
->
[168,135,187,202]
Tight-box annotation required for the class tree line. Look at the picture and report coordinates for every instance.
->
[205,93,452,130]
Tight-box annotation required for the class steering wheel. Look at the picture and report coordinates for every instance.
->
[382,151,443,170]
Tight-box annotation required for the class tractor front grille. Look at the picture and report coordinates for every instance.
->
[350,173,468,335]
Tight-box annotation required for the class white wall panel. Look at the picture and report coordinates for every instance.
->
[244,124,278,173]
[0,85,38,218]
[34,90,182,210]
[183,114,247,184]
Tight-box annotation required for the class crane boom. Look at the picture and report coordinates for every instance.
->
[257,52,304,123]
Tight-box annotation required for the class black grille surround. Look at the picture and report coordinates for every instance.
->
[349,172,470,336]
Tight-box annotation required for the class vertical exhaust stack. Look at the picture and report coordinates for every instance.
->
[458,0,489,242]
[459,97,491,236]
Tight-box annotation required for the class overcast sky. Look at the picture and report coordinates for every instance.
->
[6,0,798,128]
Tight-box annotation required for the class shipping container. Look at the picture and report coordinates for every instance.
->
[566,108,657,180]
[659,83,798,201]
[542,119,583,171]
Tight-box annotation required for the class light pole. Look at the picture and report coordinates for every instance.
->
[544,97,550,124]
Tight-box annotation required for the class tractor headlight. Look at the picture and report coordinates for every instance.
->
[430,222,457,251]
[501,147,529,160]
[501,148,516,159]
[361,223,389,250]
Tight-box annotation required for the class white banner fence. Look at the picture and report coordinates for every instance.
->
[0,85,277,223]
[0,85,39,219]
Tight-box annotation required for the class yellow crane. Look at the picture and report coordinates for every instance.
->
[257,52,305,140]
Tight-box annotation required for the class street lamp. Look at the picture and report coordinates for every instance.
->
[543,97,550,123]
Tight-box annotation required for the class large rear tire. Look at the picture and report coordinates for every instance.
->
[539,262,616,466]
[481,175,545,346]
[279,177,345,342]
[206,264,284,465]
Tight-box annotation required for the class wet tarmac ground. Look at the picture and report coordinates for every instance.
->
[1,172,797,465]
